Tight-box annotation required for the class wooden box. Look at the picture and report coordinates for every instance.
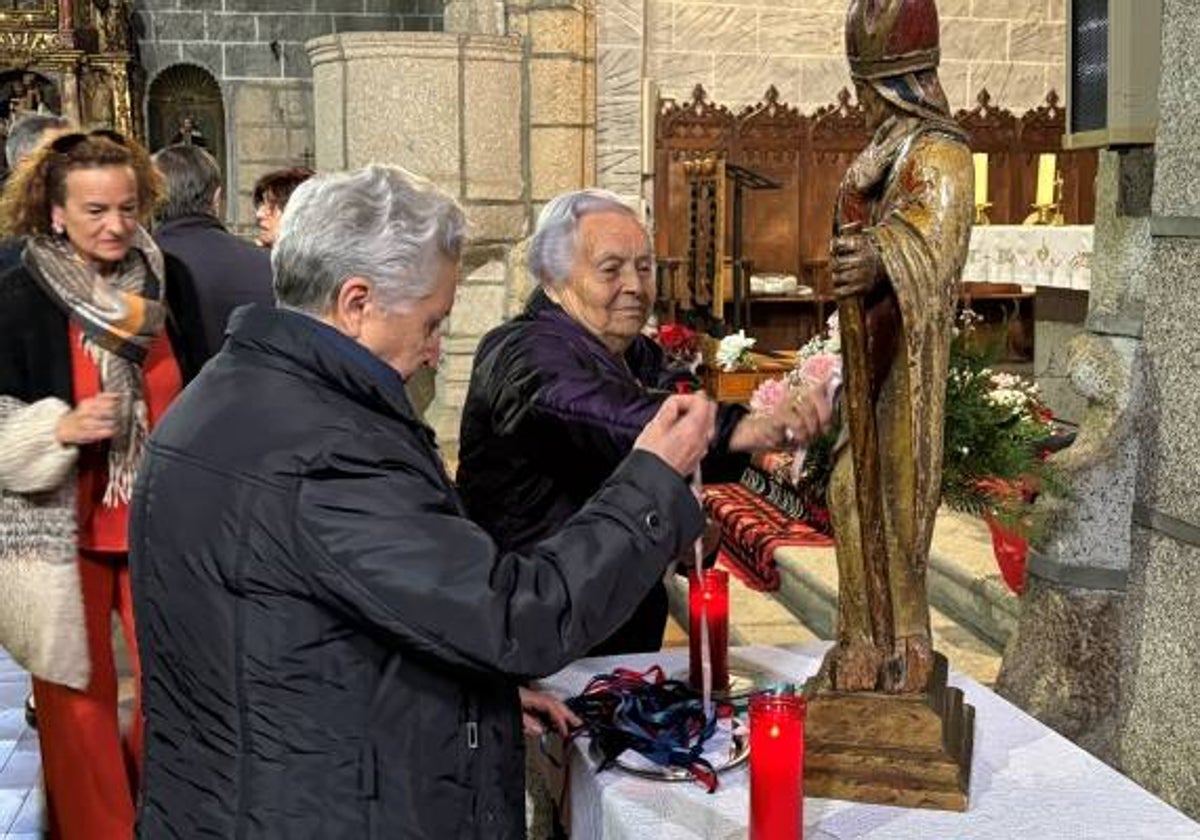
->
[702,351,796,403]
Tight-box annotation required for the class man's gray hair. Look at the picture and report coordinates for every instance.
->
[152,144,222,223]
[272,165,467,314]
[528,188,641,286]
[5,113,70,169]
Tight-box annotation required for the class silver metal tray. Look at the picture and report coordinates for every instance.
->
[607,717,749,782]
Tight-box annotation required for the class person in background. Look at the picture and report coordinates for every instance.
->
[0,112,71,272]
[457,188,833,656]
[152,143,273,380]
[0,129,184,839]
[131,164,716,838]
[168,114,207,148]
[251,165,313,248]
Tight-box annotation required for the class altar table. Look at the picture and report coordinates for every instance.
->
[964,224,1093,291]
[536,643,1200,839]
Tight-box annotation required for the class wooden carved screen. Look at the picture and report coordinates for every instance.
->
[956,89,1019,224]
[654,85,732,264]
[729,86,805,281]
[1016,91,1098,225]
[652,85,1097,349]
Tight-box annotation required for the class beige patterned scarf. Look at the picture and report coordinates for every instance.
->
[24,227,167,506]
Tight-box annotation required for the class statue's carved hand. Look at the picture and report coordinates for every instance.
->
[830,232,883,299]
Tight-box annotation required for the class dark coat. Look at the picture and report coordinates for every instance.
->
[457,291,747,655]
[0,260,189,402]
[130,304,703,840]
[154,214,274,377]
[0,236,23,275]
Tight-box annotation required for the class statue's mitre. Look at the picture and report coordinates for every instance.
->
[845,0,942,80]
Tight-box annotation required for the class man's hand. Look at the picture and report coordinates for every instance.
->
[520,687,581,738]
[55,392,122,445]
[830,230,882,300]
[634,394,717,477]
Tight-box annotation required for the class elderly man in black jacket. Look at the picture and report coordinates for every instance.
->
[152,143,273,380]
[129,165,718,839]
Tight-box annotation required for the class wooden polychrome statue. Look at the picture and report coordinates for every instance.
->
[803,0,977,811]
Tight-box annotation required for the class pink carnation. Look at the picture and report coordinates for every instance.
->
[798,352,840,387]
[749,378,789,415]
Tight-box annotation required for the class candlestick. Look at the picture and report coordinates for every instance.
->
[1035,153,1057,208]
[688,568,730,693]
[972,153,989,207]
[749,692,806,840]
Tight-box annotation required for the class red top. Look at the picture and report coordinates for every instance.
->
[69,321,182,553]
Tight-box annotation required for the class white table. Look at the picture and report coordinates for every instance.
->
[536,643,1200,839]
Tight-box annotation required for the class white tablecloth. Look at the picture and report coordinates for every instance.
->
[537,643,1200,839]
[964,225,1093,291]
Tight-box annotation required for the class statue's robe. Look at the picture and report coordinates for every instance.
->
[830,114,974,686]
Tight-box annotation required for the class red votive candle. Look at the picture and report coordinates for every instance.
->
[749,693,806,840]
[688,568,730,692]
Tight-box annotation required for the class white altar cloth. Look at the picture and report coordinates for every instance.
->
[537,643,1200,839]
[964,225,1093,291]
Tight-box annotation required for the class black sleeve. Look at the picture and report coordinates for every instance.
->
[294,443,704,681]
[0,265,72,404]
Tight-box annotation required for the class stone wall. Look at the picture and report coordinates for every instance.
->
[132,0,445,231]
[596,0,1067,196]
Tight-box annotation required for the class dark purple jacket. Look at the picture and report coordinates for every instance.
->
[457,292,747,654]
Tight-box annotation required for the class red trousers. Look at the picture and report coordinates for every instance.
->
[31,551,142,840]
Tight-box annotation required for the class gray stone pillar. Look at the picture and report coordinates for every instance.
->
[509,0,597,217]
[998,0,1200,818]
[994,148,1148,768]
[307,32,528,451]
[1115,0,1200,818]
[445,0,506,35]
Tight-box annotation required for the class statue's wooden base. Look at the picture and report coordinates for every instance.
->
[803,653,974,812]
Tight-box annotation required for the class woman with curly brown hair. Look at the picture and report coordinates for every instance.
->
[0,129,184,839]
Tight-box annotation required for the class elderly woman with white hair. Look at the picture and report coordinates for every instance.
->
[130,166,721,838]
[457,188,831,656]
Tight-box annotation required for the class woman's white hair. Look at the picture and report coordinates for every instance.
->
[272,164,467,314]
[528,188,642,286]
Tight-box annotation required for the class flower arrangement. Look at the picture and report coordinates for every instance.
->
[656,322,703,374]
[715,330,757,372]
[747,308,1066,545]
[939,327,1067,533]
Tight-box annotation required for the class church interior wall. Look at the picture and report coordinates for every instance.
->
[132,0,446,232]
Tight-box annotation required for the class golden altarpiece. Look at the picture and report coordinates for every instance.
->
[0,0,141,159]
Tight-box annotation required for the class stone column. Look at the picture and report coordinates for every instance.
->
[445,0,506,35]
[998,0,1200,818]
[307,32,527,451]
[994,148,1147,767]
[509,0,597,218]
[1115,0,1200,819]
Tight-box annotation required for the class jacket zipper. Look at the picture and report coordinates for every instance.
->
[465,692,480,753]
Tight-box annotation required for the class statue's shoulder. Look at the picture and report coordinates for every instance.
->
[907,126,970,156]
[900,128,973,176]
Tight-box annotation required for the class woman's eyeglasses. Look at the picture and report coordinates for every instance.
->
[49,129,129,154]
